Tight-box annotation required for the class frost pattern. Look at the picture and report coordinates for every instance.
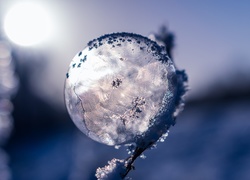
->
[65,32,178,146]
[158,130,169,143]
[64,32,187,179]
[96,158,126,180]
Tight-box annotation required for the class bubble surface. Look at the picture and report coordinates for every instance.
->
[64,32,178,146]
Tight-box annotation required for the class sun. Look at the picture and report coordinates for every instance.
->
[3,2,53,46]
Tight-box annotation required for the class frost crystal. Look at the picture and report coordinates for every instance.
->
[65,32,181,146]
[95,158,126,180]
[125,143,136,155]
[114,145,121,149]
[158,130,169,143]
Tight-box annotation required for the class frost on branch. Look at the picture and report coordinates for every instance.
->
[96,158,126,180]
[64,32,187,179]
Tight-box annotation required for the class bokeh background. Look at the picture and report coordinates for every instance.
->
[0,0,250,180]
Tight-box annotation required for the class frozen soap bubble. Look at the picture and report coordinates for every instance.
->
[65,32,180,146]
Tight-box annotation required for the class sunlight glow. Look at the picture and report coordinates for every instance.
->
[3,2,53,46]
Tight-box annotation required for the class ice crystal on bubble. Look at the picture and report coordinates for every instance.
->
[64,32,182,147]
[65,32,187,179]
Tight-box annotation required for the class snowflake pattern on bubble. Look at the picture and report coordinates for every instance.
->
[64,32,180,146]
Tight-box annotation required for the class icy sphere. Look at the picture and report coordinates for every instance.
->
[64,33,178,146]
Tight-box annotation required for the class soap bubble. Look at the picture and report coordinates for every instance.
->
[64,32,179,146]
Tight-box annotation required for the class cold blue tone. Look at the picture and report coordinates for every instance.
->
[0,0,249,179]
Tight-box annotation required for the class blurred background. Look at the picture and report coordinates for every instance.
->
[0,0,250,180]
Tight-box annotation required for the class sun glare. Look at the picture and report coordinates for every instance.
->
[3,2,53,46]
